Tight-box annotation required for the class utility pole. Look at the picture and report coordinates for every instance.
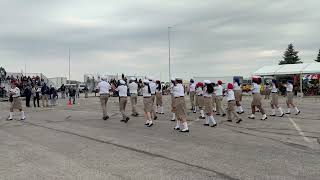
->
[68,48,71,84]
[168,27,171,81]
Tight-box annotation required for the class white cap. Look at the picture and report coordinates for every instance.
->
[148,76,154,81]
[101,75,108,81]
[120,80,126,85]
[143,79,149,84]
[175,77,182,81]
[204,80,211,84]
[130,77,136,81]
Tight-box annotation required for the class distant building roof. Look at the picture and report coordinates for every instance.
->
[253,63,320,76]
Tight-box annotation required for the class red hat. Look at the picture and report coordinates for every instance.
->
[218,80,223,85]
[227,83,233,89]
[196,82,204,87]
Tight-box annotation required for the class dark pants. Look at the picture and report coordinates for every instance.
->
[33,96,40,107]
[69,96,76,104]
[26,95,31,107]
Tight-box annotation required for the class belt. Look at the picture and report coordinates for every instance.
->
[119,96,127,98]
[12,96,20,98]
[130,93,137,95]
[144,96,151,98]
[228,100,235,102]
[204,96,212,98]
[151,94,156,95]
[100,93,109,95]
[271,92,277,93]
[197,95,203,96]
[175,96,184,98]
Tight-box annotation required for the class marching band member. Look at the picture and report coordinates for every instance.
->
[189,79,196,111]
[233,78,244,114]
[203,80,217,127]
[248,77,268,120]
[285,80,300,115]
[129,77,139,117]
[226,83,242,123]
[142,79,153,127]
[211,82,217,112]
[155,80,164,114]
[115,80,130,123]
[170,78,176,121]
[8,81,25,121]
[214,80,226,116]
[97,76,111,120]
[270,79,284,117]
[173,78,189,132]
[148,77,158,120]
[195,82,205,119]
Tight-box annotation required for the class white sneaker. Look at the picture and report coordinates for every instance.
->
[261,114,267,120]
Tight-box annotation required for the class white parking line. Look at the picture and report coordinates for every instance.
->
[288,116,312,143]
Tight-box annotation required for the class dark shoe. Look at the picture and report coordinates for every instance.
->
[227,120,232,122]
[285,112,291,114]
[211,123,217,127]
[147,123,153,127]
[270,114,276,117]
[203,124,209,126]
[199,116,205,119]
[239,111,244,114]
[180,129,189,132]
[248,116,255,119]
[160,112,164,114]
[236,119,242,123]
[295,111,301,115]
[120,119,125,122]
[216,113,221,116]
[279,113,284,117]
[174,127,180,130]
[145,122,149,126]
[124,117,130,123]
[193,111,196,113]
[171,119,176,121]
[7,118,13,121]
[222,114,226,117]
[154,116,158,120]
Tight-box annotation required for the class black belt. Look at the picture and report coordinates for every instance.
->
[175,96,184,98]
[151,94,156,95]
[252,93,260,94]
[204,96,212,98]
[13,96,20,98]
[119,96,127,98]
[144,96,151,98]
[228,100,235,102]
[271,92,277,93]
[197,95,203,96]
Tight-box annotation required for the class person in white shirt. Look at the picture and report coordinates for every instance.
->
[233,78,244,114]
[148,77,158,120]
[155,80,164,114]
[202,80,217,127]
[214,80,226,116]
[270,79,284,117]
[142,79,153,127]
[173,78,189,132]
[97,76,111,120]
[169,78,176,121]
[129,77,139,117]
[8,82,25,121]
[115,80,130,123]
[285,80,300,115]
[189,79,196,111]
[195,82,205,119]
[226,83,242,123]
[248,77,267,120]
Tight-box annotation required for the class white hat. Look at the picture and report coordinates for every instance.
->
[204,80,211,84]
[120,80,126,85]
[130,77,136,81]
[143,79,149,84]
[101,75,108,81]
[148,76,154,81]
[175,77,182,81]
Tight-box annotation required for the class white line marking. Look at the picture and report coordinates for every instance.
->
[288,117,312,143]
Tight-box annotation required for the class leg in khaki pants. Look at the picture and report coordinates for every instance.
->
[227,100,240,121]
[130,94,138,116]
[119,97,128,121]
[100,94,109,119]
[189,91,195,109]
[215,96,225,115]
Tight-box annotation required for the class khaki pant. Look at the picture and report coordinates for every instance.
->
[215,96,225,114]
[119,97,128,120]
[171,94,176,113]
[151,94,156,116]
[227,100,240,120]
[189,91,195,108]
[212,95,216,110]
[42,94,49,107]
[130,94,138,114]
[100,94,109,117]
[156,92,163,106]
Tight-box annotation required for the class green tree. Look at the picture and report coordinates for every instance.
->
[279,44,302,65]
[314,49,320,62]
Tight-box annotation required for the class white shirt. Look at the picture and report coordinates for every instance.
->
[97,81,111,94]
[10,87,20,97]
[142,85,151,97]
[116,85,128,97]
[156,84,162,93]
[149,81,157,95]
[214,85,223,96]
[203,87,212,97]
[251,83,261,94]
[189,83,196,92]
[286,83,293,92]
[271,84,278,93]
[233,82,241,91]
[173,84,185,97]
[226,90,235,101]
[196,87,203,95]
[128,82,138,94]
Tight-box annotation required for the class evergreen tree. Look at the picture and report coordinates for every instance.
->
[314,49,320,62]
[279,44,302,65]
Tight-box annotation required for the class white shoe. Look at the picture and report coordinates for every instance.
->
[261,114,267,120]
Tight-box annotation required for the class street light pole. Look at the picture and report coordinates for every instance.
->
[68,48,71,83]
[168,27,171,81]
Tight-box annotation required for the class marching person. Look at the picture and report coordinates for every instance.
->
[173,78,189,132]
[211,82,217,112]
[97,76,111,120]
[195,82,205,119]
[170,78,176,121]
[128,77,139,117]
[148,77,158,120]
[270,79,284,117]
[32,84,41,107]
[233,78,244,114]
[142,79,153,127]
[155,80,164,114]
[203,80,217,127]
[226,83,242,123]
[264,83,271,99]
[189,79,196,111]
[115,80,130,123]
[285,80,300,115]
[248,77,268,120]
[7,82,25,121]
[214,80,226,116]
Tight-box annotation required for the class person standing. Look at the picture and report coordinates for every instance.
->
[189,79,196,111]
[142,79,153,127]
[214,80,226,116]
[68,86,76,104]
[128,77,139,117]
[115,80,130,123]
[211,82,217,112]
[32,85,40,107]
[60,84,66,99]
[270,79,284,117]
[41,83,49,107]
[173,78,189,132]
[170,78,176,121]
[24,85,32,107]
[148,77,158,120]
[195,82,205,119]
[155,80,164,114]
[248,77,267,120]
[285,80,300,115]
[264,83,271,99]
[97,76,111,120]
[233,78,244,114]
[7,82,25,121]
[203,80,217,127]
[226,83,242,123]
[50,86,57,106]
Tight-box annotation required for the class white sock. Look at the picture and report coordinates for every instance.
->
[294,107,299,113]
[205,116,209,124]
[250,114,255,118]
[21,111,25,118]
[155,106,158,113]
[146,120,150,124]
[213,107,217,111]
[9,112,13,119]
[160,107,164,113]
[278,107,283,114]
[239,106,243,112]
[175,121,180,128]
[209,116,216,125]
[236,106,240,112]
[287,108,291,113]
[200,110,204,117]
[172,113,176,120]
[271,109,276,115]
[149,120,153,124]
[194,106,197,112]
[182,122,188,130]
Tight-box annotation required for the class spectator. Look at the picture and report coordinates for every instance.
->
[50,86,57,106]
[32,85,40,107]
[60,84,66,98]
[41,83,49,107]
[24,85,32,107]
[68,86,76,104]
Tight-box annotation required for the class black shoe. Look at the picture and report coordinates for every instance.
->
[216,113,221,116]
[236,119,242,123]
[222,114,226,117]
[199,116,205,119]
[7,118,13,121]
[248,116,255,119]
[295,111,301,115]
[180,129,189,132]
[227,120,232,122]
[154,116,158,120]
[160,112,164,114]
[237,112,241,114]
[124,117,130,123]
[285,112,291,114]
[171,119,176,121]
[279,113,284,117]
[211,123,217,127]
[193,111,196,113]
[270,114,276,117]
[203,124,209,126]
[145,122,149,125]
[147,123,153,127]
[120,119,125,122]
[239,111,244,114]
[174,127,180,130]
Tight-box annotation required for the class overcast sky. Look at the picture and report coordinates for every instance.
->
[1,0,320,81]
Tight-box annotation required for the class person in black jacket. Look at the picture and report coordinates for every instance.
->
[32,85,40,107]
[41,83,49,107]
[60,84,66,98]
[24,85,32,107]
[68,86,76,104]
